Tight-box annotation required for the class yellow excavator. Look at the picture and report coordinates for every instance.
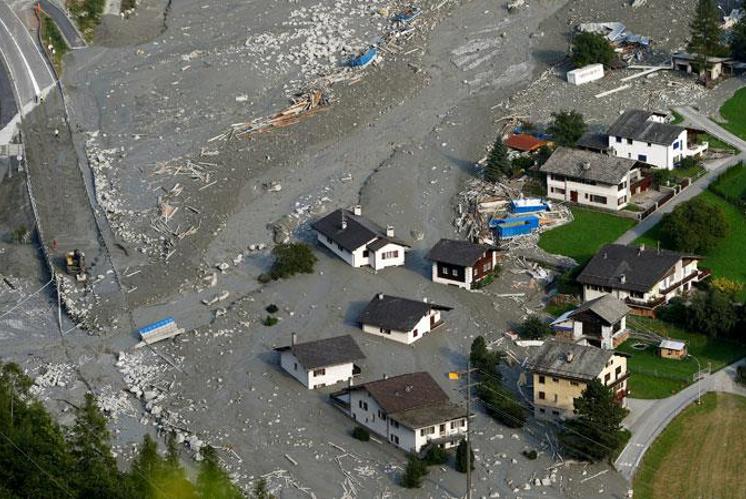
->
[65,249,88,282]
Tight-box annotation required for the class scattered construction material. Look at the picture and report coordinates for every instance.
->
[595,84,630,99]
[348,47,378,68]
[566,64,604,86]
[510,198,551,214]
[136,317,185,347]
[490,215,540,239]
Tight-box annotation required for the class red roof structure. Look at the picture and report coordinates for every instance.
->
[505,133,547,152]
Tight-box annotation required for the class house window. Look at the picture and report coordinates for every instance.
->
[379,328,391,335]
[390,434,399,444]
[440,424,446,433]
[553,394,558,403]
[616,366,622,377]
[552,377,559,383]
[483,262,491,273]
[673,141,680,150]
[382,250,399,259]
[391,420,399,429]
[551,187,565,195]
[618,182,626,191]
[293,363,297,371]
[616,136,622,143]
[420,427,435,436]
[363,250,369,258]
[618,196,627,205]
[412,329,419,338]
[627,138,633,145]
[552,410,560,416]
[638,154,647,162]
[604,373,611,385]
[589,194,607,204]
[326,236,333,243]
[313,368,326,377]
[570,381,579,386]
[358,400,368,410]
[647,142,651,147]
[538,391,546,400]
[539,408,546,413]
[538,375,545,384]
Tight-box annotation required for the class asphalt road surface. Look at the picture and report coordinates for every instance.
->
[39,0,85,49]
[0,0,55,108]
[0,56,17,128]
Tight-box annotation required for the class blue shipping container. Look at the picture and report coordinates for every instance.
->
[510,198,550,214]
[490,215,540,239]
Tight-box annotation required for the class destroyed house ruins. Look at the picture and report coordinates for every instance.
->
[333,372,467,454]
[427,238,500,289]
[275,334,365,390]
[540,147,645,211]
[311,207,409,270]
[578,244,708,316]
[357,294,452,344]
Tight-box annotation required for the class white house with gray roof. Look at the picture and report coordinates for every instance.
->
[426,239,500,289]
[606,110,707,169]
[552,294,631,350]
[311,206,409,270]
[540,147,645,211]
[357,294,452,344]
[274,334,365,389]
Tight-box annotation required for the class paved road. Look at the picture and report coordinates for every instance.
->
[0,55,17,128]
[615,357,746,481]
[39,0,85,49]
[616,108,746,245]
[0,0,55,108]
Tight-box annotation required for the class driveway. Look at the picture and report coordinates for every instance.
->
[615,357,746,481]
[616,108,745,245]
[38,0,86,49]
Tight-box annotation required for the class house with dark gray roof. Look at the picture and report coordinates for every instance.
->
[578,244,708,316]
[527,341,629,419]
[606,109,707,170]
[274,334,365,389]
[426,239,500,289]
[540,147,645,211]
[311,206,409,270]
[338,372,467,454]
[358,293,452,344]
[552,294,631,350]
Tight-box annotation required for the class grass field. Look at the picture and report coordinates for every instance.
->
[67,0,106,42]
[635,190,746,301]
[617,317,746,399]
[538,208,636,266]
[634,392,746,499]
[700,132,738,154]
[709,163,746,202]
[719,86,746,140]
[40,14,68,73]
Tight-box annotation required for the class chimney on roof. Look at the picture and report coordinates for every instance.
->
[639,244,645,255]
[566,352,574,363]
[291,332,297,346]
[657,241,661,254]
[386,225,395,238]
[582,161,591,171]
[422,297,428,303]
[378,292,384,301]
[620,273,626,284]
[383,373,388,380]
[341,211,347,230]
[603,251,608,259]
[353,205,362,216]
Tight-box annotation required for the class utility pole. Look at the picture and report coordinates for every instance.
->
[466,359,471,499]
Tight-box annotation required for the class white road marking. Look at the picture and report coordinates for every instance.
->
[0,12,41,97]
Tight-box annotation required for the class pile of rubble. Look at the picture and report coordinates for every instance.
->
[29,362,75,396]
[58,275,98,330]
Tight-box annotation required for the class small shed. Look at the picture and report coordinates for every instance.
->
[658,339,687,360]
[490,215,540,239]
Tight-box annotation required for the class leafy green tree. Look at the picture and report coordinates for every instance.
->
[128,434,197,499]
[571,32,615,68]
[558,380,628,462]
[268,243,317,280]
[401,454,428,488]
[454,440,474,473]
[476,378,527,428]
[470,335,504,377]
[687,288,738,339]
[731,16,746,60]
[484,136,511,182]
[547,110,587,147]
[69,393,124,498]
[423,445,448,465]
[196,446,243,499]
[659,197,729,253]
[519,315,552,340]
[688,0,726,61]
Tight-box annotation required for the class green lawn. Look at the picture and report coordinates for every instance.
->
[669,162,705,181]
[538,208,636,266]
[635,190,746,301]
[617,317,746,399]
[40,14,68,73]
[634,393,746,499]
[719,86,746,141]
[670,110,684,125]
[699,132,738,154]
[709,163,746,201]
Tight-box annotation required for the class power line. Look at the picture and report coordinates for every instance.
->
[0,429,75,498]
[0,278,53,320]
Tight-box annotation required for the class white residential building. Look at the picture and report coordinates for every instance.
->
[275,334,365,389]
[426,239,501,289]
[311,206,409,270]
[540,147,647,211]
[606,110,707,170]
[577,244,709,317]
[551,294,631,350]
[357,294,452,345]
[339,372,467,454]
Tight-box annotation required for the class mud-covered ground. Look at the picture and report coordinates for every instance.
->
[2,0,741,496]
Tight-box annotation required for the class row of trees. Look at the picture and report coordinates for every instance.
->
[0,362,269,499]
[401,440,474,488]
[659,197,730,254]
